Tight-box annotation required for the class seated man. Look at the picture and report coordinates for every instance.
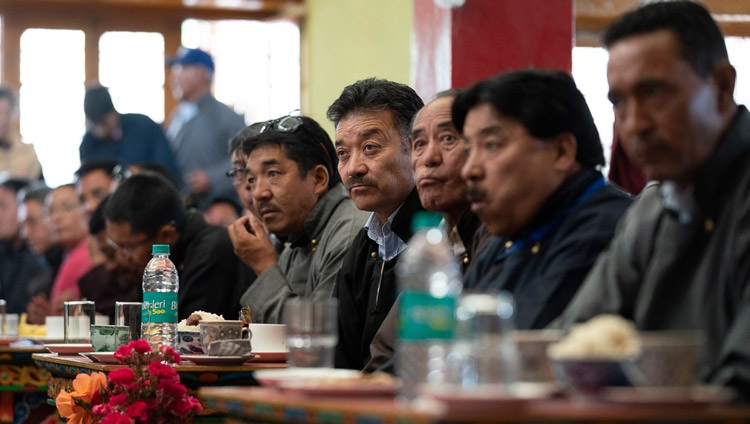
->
[228,115,367,323]
[366,90,486,371]
[79,195,140,320]
[555,1,750,399]
[454,69,632,329]
[327,78,425,369]
[105,172,247,320]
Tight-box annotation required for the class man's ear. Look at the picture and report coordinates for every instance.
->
[311,164,329,196]
[713,60,737,113]
[155,224,179,246]
[552,132,579,172]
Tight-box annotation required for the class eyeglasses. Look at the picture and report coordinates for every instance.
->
[226,166,248,185]
[106,236,151,257]
[111,164,132,183]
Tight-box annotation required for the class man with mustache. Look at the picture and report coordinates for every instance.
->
[328,78,425,369]
[556,1,750,399]
[454,69,631,330]
[228,115,367,324]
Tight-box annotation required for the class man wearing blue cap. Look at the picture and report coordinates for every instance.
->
[166,47,246,211]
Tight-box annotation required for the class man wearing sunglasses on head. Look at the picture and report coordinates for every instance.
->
[228,115,368,324]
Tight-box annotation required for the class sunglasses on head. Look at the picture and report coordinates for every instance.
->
[249,112,335,177]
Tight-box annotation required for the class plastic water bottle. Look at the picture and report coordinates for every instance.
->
[141,244,179,350]
[396,212,462,402]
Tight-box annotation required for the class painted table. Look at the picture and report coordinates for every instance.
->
[199,385,750,424]
[0,343,55,424]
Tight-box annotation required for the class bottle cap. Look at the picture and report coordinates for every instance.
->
[151,244,170,254]
[411,211,442,232]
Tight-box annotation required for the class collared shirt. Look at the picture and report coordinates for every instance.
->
[365,206,408,261]
[446,220,467,259]
[660,181,699,224]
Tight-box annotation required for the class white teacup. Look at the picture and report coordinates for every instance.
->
[45,316,65,339]
[249,323,288,352]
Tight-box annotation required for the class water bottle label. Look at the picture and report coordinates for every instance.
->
[142,292,178,324]
[399,291,456,340]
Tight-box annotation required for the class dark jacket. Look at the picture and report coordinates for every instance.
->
[365,207,485,373]
[465,169,632,329]
[171,210,248,320]
[334,188,425,370]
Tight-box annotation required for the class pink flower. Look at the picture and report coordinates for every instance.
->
[100,412,133,424]
[125,400,149,421]
[130,339,152,354]
[148,362,178,379]
[107,368,136,386]
[109,393,129,408]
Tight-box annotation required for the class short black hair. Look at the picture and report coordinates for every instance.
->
[105,172,184,238]
[84,85,117,124]
[604,1,727,79]
[326,78,424,149]
[228,125,261,155]
[207,195,243,217]
[75,159,120,180]
[240,116,341,189]
[0,178,29,196]
[452,69,605,169]
[18,181,50,204]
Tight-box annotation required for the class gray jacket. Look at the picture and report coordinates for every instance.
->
[240,184,368,323]
[556,106,750,400]
[168,93,245,210]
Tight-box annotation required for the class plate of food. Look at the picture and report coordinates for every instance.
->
[278,372,400,397]
[253,368,361,387]
[181,353,257,365]
[44,343,95,354]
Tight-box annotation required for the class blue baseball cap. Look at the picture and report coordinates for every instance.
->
[167,47,215,72]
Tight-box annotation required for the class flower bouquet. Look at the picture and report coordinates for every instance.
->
[56,340,202,424]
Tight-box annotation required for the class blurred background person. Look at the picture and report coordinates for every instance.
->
[45,184,93,315]
[0,86,42,181]
[78,195,140,320]
[204,196,242,227]
[0,178,48,315]
[105,171,246,319]
[80,84,181,185]
[165,47,245,211]
[226,125,258,216]
[19,183,65,324]
[75,159,121,217]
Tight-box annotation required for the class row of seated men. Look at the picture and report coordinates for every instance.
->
[0,0,746,401]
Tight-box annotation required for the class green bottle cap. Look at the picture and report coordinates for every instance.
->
[152,244,170,254]
[411,211,443,232]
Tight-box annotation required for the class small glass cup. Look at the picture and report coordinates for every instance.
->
[283,298,338,368]
[115,301,143,342]
[64,301,96,343]
[446,291,519,389]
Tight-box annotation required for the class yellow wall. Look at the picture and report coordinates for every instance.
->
[303,0,413,135]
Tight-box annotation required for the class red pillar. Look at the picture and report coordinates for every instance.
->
[413,0,573,99]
